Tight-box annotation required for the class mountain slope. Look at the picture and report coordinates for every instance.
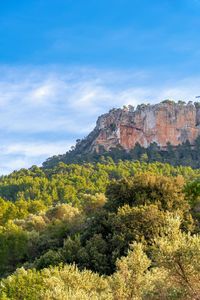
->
[43,100,200,169]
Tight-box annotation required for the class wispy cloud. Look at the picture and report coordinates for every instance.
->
[1,142,70,157]
[0,141,73,175]
[0,65,200,174]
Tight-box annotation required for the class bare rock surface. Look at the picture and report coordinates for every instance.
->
[77,101,200,153]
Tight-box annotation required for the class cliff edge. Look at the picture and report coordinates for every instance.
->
[76,100,200,153]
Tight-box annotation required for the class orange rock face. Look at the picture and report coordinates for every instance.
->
[90,102,200,151]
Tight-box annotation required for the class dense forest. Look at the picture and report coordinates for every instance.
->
[43,136,200,169]
[0,160,200,299]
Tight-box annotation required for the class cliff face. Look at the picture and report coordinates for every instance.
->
[77,101,200,153]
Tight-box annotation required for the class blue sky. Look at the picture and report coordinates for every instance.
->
[1,0,200,174]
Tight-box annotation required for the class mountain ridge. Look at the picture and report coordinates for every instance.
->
[43,100,200,169]
[76,100,200,154]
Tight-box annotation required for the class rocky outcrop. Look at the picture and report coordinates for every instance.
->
[77,101,200,153]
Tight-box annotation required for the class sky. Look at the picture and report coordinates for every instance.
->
[1,0,200,174]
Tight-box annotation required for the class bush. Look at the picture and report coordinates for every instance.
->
[105,173,187,213]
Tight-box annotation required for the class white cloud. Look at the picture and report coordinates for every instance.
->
[0,141,74,175]
[0,65,200,174]
[1,142,71,157]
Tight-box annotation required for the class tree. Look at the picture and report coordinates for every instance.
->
[81,193,106,215]
[153,216,200,299]
[111,242,166,300]
[34,249,62,270]
[0,222,30,276]
[0,265,112,300]
[110,204,170,260]
[105,173,187,213]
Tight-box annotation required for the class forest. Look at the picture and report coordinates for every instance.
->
[43,136,200,169]
[0,160,199,299]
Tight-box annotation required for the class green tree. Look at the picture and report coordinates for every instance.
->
[105,173,187,213]
[0,222,29,276]
[111,243,166,300]
[153,216,200,299]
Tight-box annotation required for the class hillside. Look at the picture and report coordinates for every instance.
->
[0,161,200,299]
[1,101,200,299]
[43,100,200,169]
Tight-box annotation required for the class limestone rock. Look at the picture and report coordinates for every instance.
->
[77,101,200,153]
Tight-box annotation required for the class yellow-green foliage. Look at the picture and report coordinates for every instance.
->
[0,161,200,299]
[0,161,198,228]
[152,216,200,299]
[0,203,84,276]
[2,218,200,300]
[0,265,112,300]
[106,172,188,212]
[111,243,156,300]
[112,204,171,243]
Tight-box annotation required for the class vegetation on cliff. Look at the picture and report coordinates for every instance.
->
[43,136,200,169]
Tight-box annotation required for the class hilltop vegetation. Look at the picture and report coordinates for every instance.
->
[0,160,200,299]
[43,136,200,169]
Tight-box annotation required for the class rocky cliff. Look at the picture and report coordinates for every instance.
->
[76,101,200,153]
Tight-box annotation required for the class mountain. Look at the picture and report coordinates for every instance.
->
[76,100,200,153]
[43,100,200,168]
